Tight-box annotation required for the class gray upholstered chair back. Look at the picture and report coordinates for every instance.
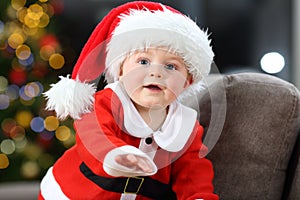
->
[187,73,300,200]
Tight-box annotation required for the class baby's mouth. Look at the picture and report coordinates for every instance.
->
[144,84,162,91]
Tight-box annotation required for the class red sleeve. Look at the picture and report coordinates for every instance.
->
[74,89,127,176]
[171,122,219,200]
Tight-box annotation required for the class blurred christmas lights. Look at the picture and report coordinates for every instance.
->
[0,0,74,178]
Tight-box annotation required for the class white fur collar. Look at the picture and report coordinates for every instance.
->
[106,82,197,152]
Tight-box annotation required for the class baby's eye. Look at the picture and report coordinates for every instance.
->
[164,64,176,70]
[138,59,150,65]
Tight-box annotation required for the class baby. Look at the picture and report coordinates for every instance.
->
[39,1,219,200]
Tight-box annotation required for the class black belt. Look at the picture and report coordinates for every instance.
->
[80,162,176,199]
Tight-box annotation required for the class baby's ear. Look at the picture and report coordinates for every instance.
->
[184,75,193,88]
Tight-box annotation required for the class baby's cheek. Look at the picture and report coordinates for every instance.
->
[121,70,146,96]
[167,78,187,97]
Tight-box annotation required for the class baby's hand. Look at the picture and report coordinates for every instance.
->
[115,154,154,173]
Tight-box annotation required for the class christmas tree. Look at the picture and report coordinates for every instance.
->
[0,0,75,182]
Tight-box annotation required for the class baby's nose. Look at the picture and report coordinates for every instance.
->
[148,65,163,78]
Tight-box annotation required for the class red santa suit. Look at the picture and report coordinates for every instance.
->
[40,1,219,199]
[39,82,218,200]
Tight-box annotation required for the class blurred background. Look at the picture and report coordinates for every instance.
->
[0,0,299,184]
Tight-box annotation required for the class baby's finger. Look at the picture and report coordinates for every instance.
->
[115,155,135,168]
[137,157,153,173]
[126,154,138,164]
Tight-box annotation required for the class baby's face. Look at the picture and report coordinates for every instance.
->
[119,47,192,110]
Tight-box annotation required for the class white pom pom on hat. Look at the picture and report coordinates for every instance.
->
[44,1,214,120]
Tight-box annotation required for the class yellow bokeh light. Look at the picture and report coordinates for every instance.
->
[16,44,31,60]
[40,45,55,61]
[28,4,44,18]
[17,7,27,23]
[38,13,50,28]
[44,116,59,131]
[22,25,38,36]
[15,110,33,128]
[0,76,8,92]
[23,143,42,160]
[55,126,71,142]
[63,133,75,148]
[49,53,65,69]
[24,13,40,28]
[0,154,9,169]
[27,12,41,21]
[8,33,24,49]
[21,161,40,179]
[39,0,48,3]
[11,0,26,10]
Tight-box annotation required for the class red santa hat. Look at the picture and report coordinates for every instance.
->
[44,1,214,120]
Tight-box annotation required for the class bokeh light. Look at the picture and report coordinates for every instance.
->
[39,34,59,49]
[11,0,26,10]
[23,143,42,160]
[40,130,54,141]
[24,14,40,29]
[10,125,26,140]
[14,137,28,151]
[0,154,9,169]
[8,33,25,49]
[55,125,71,142]
[28,4,44,17]
[6,84,20,100]
[1,139,16,155]
[0,76,8,92]
[49,53,65,69]
[39,13,50,28]
[15,110,33,128]
[23,25,38,36]
[21,161,40,179]
[17,7,27,23]
[19,53,34,66]
[0,94,10,110]
[30,116,44,132]
[40,45,55,61]
[44,116,59,131]
[24,81,43,98]
[1,0,70,182]
[19,85,32,101]
[1,118,17,136]
[8,68,27,86]
[260,52,285,74]
[16,44,31,60]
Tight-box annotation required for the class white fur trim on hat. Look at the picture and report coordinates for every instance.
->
[105,5,214,84]
[43,75,96,120]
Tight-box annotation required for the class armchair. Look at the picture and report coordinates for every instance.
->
[188,72,300,200]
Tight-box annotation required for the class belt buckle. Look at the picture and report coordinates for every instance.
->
[123,177,144,194]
